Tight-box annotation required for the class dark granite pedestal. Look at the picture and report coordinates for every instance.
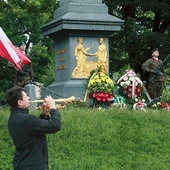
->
[41,0,124,100]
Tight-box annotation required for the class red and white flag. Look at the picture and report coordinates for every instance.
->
[0,27,31,70]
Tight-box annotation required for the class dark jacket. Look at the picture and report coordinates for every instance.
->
[142,58,164,82]
[8,108,61,170]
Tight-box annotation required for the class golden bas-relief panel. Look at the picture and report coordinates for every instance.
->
[71,37,108,78]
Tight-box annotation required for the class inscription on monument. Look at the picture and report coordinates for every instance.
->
[56,48,67,55]
[59,57,65,62]
[56,48,67,70]
[57,65,67,70]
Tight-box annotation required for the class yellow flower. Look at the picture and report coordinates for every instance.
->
[101,77,106,82]
[94,75,99,79]
[89,79,95,85]
[84,71,114,102]
[106,78,113,84]
[96,79,101,83]
[100,72,105,76]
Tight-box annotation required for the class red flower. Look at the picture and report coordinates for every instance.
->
[104,93,109,97]
[92,92,97,98]
[109,94,114,98]
[136,87,142,91]
[106,97,111,101]
[136,87,143,95]
[96,96,101,101]
[102,97,106,102]
[127,86,132,90]
[100,92,105,97]
[97,93,101,97]
[166,104,170,110]
[122,87,127,91]
[160,102,167,108]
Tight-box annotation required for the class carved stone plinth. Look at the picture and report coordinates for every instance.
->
[41,0,124,99]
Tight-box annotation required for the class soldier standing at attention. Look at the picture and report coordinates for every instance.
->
[8,41,33,87]
[142,48,165,100]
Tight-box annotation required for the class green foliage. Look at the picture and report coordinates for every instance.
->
[104,0,170,76]
[66,100,90,108]
[30,42,55,86]
[0,0,58,92]
[0,107,14,170]
[1,106,170,169]
[1,0,170,102]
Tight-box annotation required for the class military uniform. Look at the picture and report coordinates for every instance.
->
[8,41,33,87]
[142,57,164,99]
[8,61,33,87]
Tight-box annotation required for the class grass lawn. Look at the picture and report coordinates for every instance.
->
[0,106,170,169]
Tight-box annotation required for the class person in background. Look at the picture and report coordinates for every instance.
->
[142,48,165,101]
[8,41,33,87]
[17,41,27,55]
[6,86,61,170]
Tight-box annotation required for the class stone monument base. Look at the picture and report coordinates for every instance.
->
[25,83,41,108]
[41,79,86,100]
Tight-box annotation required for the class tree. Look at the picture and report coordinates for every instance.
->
[1,0,170,101]
[0,0,58,99]
[104,0,170,79]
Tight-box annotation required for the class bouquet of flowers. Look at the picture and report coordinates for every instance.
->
[84,70,114,105]
[133,98,147,111]
[117,70,143,99]
[152,102,170,110]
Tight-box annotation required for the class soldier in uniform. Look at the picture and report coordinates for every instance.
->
[8,41,33,87]
[142,48,164,100]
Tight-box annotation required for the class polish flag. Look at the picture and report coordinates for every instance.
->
[0,27,31,70]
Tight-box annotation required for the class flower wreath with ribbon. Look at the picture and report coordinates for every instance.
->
[117,69,143,99]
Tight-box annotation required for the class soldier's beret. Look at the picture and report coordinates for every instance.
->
[151,48,158,54]
[17,41,25,47]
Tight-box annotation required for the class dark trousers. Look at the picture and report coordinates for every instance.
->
[147,81,163,99]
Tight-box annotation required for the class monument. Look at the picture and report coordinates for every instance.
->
[41,0,124,100]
